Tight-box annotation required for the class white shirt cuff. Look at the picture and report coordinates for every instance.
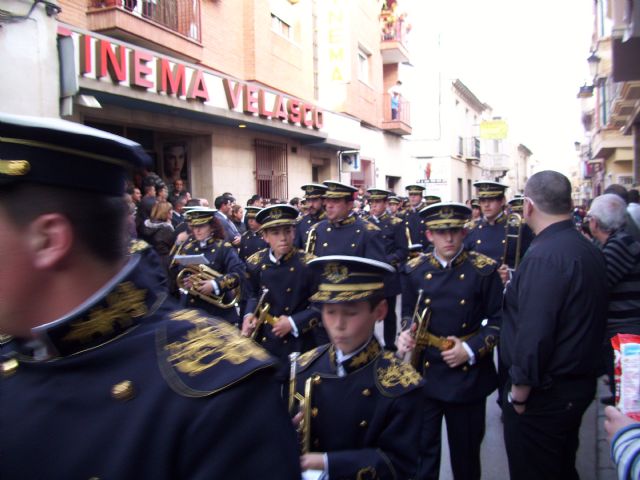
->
[288,317,299,337]
[462,341,476,365]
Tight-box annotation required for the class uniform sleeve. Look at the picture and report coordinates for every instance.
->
[388,221,409,267]
[327,388,422,480]
[178,370,302,479]
[217,246,247,294]
[400,269,419,328]
[508,257,570,386]
[364,229,388,264]
[465,270,502,360]
[243,261,260,316]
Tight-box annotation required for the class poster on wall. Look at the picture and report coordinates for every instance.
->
[416,157,449,200]
[162,141,189,195]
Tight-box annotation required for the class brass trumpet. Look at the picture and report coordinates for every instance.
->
[304,225,317,254]
[409,289,433,370]
[503,212,523,271]
[288,354,313,454]
[176,264,240,309]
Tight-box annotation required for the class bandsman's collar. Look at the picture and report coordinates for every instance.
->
[23,256,164,360]
[331,213,357,227]
[331,337,382,375]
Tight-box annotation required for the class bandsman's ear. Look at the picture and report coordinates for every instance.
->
[27,213,74,270]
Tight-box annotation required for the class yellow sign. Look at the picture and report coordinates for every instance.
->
[480,120,508,140]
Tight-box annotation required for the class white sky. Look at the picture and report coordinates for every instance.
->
[405,0,594,175]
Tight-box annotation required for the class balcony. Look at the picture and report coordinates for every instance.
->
[88,0,202,62]
[456,136,481,161]
[379,10,410,64]
[381,93,411,135]
[481,153,510,172]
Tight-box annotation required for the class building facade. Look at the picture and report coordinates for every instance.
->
[4,0,416,204]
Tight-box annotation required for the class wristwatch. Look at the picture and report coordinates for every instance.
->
[507,391,527,406]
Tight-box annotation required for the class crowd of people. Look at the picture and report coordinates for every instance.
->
[2,113,640,479]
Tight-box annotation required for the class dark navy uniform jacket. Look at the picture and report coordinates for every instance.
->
[0,256,301,480]
[294,337,424,479]
[405,202,427,248]
[245,248,321,372]
[294,210,326,249]
[401,250,503,402]
[239,228,268,262]
[367,212,409,267]
[464,214,508,263]
[170,234,245,323]
[501,220,607,387]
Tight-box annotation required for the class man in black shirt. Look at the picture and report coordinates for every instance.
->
[500,170,607,480]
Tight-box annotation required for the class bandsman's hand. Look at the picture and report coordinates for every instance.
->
[272,316,292,338]
[197,280,214,295]
[292,411,303,429]
[300,453,325,471]
[497,264,510,285]
[232,235,241,246]
[441,336,469,368]
[241,314,256,337]
[396,325,417,356]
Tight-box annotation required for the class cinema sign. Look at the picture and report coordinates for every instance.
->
[71,31,324,130]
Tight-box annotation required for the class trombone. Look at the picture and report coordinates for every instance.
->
[502,212,523,271]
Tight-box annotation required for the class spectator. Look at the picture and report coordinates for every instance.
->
[605,184,640,241]
[168,178,188,205]
[604,406,640,480]
[587,194,640,404]
[230,204,246,235]
[141,201,176,275]
[388,81,403,120]
[500,171,608,479]
[214,195,241,245]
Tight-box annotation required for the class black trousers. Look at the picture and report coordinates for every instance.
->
[502,377,596,480]
[417,397,486,480]
[383,295,397,351]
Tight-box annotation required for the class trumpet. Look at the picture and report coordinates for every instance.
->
[409,289,433,370]
[503,212,523,271]
[176,264,240,309]
[304,225,317,254]
[288,354,313,454]
[250,291,278,340]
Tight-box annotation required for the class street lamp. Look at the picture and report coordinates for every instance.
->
[587,52,601,79]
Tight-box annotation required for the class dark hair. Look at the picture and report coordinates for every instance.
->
[524,170,572,215]
[207,216,225,240]
[0,183,128,263]
[247,194,261,206]
[604,184,629,204]
[214,195,233,209]
[290,197,300,207]
[366,294,386,311]
[630,189,639,204]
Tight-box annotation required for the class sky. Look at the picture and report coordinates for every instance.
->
[405,0,594,175]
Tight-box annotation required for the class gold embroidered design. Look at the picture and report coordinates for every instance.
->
[469,252,497,269]
[270,208,283,220]
[247,251,263,266]
[377,353,422,388]
[128,239,150,254]
[0,160,30,176]
[62,282,147,343]
[297,347,322,368]
[311,290,373,302]
[348,341,382,369]
[365,221,380,231]
[406,254,425,270]
[356,467,378,480]
[439,206,454,219]
[166,317,270,376]
[324,263,349,284]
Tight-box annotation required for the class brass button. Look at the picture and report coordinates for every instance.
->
[479,225,483,229]
[195,247,200,252]
[476,239,482,244]
[261,265,267,270]
[462,323,467,328]
[284,307,290,312]
[424,361,430,368]
[462,366,469,372]
[262,337,267,342]
[362,388,371,396]
[323,242,328,247]
[1,358,19,377]
[286,287,292,292]
[356,229,361,233]
[289,267,295,272]
[359,420,368,428]
[312,407,319,418]
[459,274,465,280]
[426,273,433,280]
[312,375,322,385]
[502,239,506,244]
[460,299,466,305]
[189,299,195,304]
[211,249,216,252]
[111,380,135,401]
[327,227,332,232]
[425,298,431,305]
[351,243,356,248]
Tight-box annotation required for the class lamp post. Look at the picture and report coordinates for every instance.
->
[587,52,601,80]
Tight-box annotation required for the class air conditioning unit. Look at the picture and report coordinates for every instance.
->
[340,150,361,172]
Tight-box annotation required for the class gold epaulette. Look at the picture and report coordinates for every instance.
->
[465,218,480,230]
[405,253,426,272]
[246,248,267,266]
[468,251,498,275]
[158,309,274,397]
[375,351,423,396]
[391,216,404,225]
[129,239,151,254]
[365,221,381,231]
[296,344,330,372]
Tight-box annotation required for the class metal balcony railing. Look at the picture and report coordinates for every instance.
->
[91,0,201,42]
[382,93,410,125]
[380,11,409,45]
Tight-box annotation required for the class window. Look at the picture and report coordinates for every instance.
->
[357,49,370,83]
[271,13,292,40]
[457,178,463,202]
[255,139,288,200]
